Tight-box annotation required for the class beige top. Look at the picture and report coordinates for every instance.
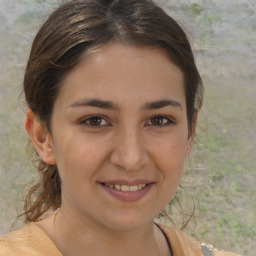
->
[0,223,61,256]
[0,222,241,256]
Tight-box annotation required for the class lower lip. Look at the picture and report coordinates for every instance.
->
[100,183,154,202]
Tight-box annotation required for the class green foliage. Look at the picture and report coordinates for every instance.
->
[204,13,222,24]
[190,3,204,16]
[183,3,204,17]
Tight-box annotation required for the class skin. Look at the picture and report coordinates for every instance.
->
[25,43,196,256]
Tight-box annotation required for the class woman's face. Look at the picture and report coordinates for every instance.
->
[46,43,194,231]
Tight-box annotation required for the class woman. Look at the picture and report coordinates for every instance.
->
[0,0,239,255]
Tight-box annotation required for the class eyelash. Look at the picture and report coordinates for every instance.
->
[79,115,175,129]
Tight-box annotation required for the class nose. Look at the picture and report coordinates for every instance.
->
[110,128,149,171]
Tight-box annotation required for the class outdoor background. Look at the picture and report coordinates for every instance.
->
[0,0,255,255]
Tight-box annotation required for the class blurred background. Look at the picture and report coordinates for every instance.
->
[0,0,255,255]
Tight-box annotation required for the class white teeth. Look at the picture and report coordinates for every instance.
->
[121,185,130,191]
[137,184,143,189]
[129,185,138,192]
[115,184,121,190]
[105,183,147,191]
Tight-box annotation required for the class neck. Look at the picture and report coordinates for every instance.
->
[38,208,168,256]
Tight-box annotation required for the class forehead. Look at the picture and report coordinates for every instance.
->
[56,43,185,107]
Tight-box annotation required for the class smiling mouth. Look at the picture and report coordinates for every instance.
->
[100,181,153,201]
[104,183,147,192]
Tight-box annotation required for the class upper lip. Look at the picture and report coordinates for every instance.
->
[99,179,154,186]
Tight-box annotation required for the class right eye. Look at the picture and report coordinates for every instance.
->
[80,115,109,128]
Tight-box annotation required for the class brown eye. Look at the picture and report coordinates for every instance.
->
[147,115,173,127]
[80,115,109,128]
[88,116,102,126]
[151,116,164,125]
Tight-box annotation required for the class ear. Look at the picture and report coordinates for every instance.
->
[185,112,198,157]
[25,109,56,165]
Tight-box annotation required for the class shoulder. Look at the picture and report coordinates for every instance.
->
[0,223,34,255]
[0,223,61,255]
[156,223,242,256]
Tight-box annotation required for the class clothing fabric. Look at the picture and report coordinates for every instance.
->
[0,222,241,256]
[0,223,61,256]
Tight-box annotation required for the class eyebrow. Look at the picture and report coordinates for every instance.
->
[69,98,182,110]
[69,99,120,110]
[143,99,182,110]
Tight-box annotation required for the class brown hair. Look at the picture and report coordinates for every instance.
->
[22,0,203,223]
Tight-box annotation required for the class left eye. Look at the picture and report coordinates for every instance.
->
[147,116,173,126]
[80,116,109,127]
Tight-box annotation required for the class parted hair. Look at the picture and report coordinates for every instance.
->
[22,0,203,223]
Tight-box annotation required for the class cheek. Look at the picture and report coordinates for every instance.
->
[158,133,188,158]
[154,135,188,178]
[150,138,187,210]
[53,134,110,182]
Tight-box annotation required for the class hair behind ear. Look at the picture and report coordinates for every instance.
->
[186,111,198,157]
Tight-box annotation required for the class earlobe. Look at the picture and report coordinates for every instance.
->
[25,109,56,165]
[185,112,198,157]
